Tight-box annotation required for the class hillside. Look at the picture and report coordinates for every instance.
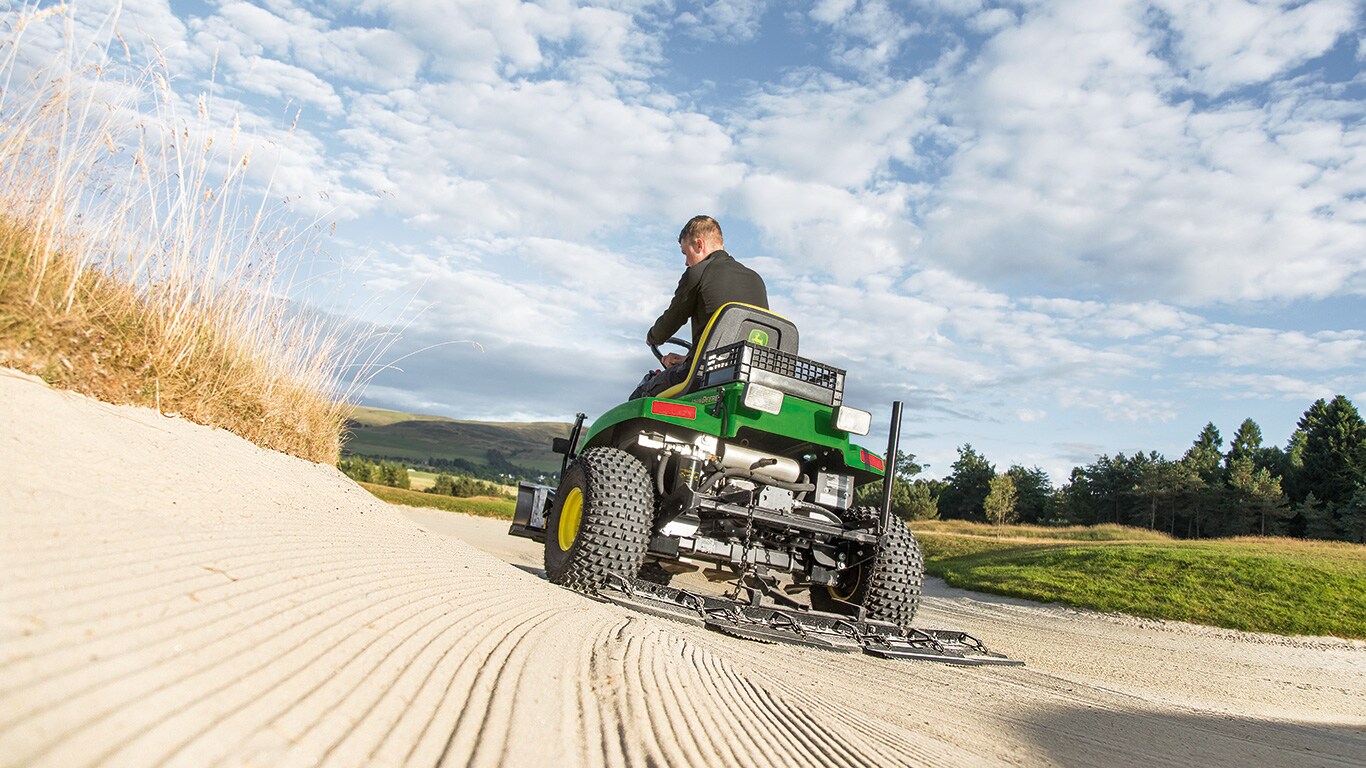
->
[342,405,571,476]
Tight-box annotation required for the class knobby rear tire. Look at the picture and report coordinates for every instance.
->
[543,447,653,593]
[861,520,925,628]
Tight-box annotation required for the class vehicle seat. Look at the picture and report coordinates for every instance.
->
[655,303,798,400]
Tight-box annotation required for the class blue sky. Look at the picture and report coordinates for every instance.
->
[14,0,1366,482]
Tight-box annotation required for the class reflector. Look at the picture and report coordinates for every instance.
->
[650,401,697,419]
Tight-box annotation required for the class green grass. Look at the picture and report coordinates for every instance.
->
[911,522,1366,639]
[914,520,1172,541]
[359,482,515,520]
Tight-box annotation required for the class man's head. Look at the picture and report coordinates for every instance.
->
[678,215,723,267]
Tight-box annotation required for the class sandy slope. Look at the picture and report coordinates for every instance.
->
[3,368,1363,768]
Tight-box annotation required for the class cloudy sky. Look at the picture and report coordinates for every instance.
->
[14,0,1366,481]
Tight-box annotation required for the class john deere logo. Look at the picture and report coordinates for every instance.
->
[748,329,769,345]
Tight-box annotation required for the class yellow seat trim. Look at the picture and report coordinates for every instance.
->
[654,302,790,400]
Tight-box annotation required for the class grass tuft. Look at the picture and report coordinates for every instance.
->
[0,7,371,463]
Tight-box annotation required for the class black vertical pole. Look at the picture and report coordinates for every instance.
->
[879,401,903,536]
[560,412,586,479]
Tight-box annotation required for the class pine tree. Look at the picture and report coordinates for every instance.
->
[1134,457,1182,532]
[1338,486,1366,544]
[1226,418,1263,470]
[1227,457,1290,536]
[1186,422,1224,483]
[1300,493,1338,540]
[1298,395,1366,509]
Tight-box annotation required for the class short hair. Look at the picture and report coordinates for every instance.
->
[679,215,723,245]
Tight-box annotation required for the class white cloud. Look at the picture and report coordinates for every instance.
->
[1020,298,1198,339]
[1174,325,1366,370]
[809,0,918,73]
[968,8,1016,34]
[234,55,344,114]
[1059,388,1179,423]
[736,74,931,188]
[676,0,769,43]
[1152,0,1359,96]
[1211,373,1341,402]
[304,27,425,90]
[737,174,920,278]
[190,2,426,94]
[339,78,743,239]
[922,0,1366,305]
[211,1,293,52]
[344,0,662,87]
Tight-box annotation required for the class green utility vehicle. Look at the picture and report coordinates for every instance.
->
[511,303,925,628]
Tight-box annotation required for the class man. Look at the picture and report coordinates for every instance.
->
[631,215,768,399]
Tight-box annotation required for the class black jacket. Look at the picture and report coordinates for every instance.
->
[648,250,768,349]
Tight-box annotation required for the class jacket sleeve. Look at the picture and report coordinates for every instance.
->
[647,268,697,345]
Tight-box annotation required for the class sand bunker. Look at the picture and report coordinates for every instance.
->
[3,368,1363,767]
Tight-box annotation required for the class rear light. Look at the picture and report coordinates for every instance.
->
[860,449,885,471]
[650,401,697,419]
[741,383,784,415]
[833,406,871,435]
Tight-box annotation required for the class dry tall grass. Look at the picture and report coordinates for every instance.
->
[0,7,366,463]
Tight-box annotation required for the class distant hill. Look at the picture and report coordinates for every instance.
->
[342,405,572,479]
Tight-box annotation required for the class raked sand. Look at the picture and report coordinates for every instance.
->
[2,367,1363,767]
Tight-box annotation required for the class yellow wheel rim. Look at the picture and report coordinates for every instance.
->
[558,487,584,551]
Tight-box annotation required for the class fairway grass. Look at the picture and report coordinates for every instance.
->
[406,469,438,491]
[913,522,1366,639]
[360,482,515,520]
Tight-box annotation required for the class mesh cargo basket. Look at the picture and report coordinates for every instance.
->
[695,342,845,406]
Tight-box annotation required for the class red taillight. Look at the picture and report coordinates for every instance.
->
[861,449,884,471]
[650,401,697,419]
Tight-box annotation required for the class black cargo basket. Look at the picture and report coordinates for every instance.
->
[696,341,845,406]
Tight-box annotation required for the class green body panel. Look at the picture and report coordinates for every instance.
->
[581,382,884,479]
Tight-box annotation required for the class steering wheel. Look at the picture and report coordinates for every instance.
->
[649,336,692,364]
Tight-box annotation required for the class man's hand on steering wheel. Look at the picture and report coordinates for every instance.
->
[648,335,692,369]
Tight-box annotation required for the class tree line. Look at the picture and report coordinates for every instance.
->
[342,449,551,484]
[338,456,410,488]
[338,455,511,498]
[869,395,1366,544]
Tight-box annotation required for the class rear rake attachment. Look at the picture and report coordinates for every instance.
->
[598,574,1022,667]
